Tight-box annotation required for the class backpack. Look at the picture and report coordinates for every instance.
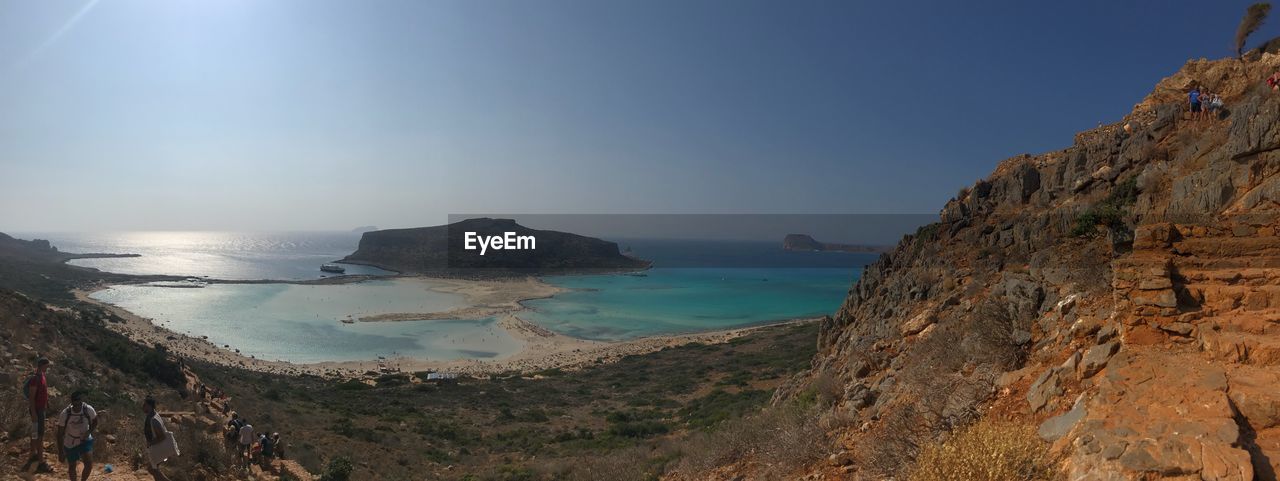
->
[61,406,93,445]
[21,374,36,400]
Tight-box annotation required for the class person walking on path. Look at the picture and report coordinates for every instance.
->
[142,397,178,481]
[24,357,52,473]
[56,391,98,481]
[238,418,255,470]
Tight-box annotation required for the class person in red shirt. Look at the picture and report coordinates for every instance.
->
[25,357,51,472]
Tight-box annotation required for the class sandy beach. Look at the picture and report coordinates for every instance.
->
[75,276,815,379]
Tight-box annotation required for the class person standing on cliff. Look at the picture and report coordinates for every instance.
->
[1189,86,1202,121]
[23,357,53,473]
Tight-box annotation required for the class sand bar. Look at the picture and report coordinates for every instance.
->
[75,276,814,379]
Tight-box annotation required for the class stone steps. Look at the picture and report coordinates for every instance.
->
[1201,330,1280,366]
[1172,237,1280,259]
[1180,284,1280,313]
[1227,366,1280,481]
[1175,266,1280,285]
[1196,310,1280,334]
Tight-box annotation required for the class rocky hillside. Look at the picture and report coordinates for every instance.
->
[0,287,321,480]
[751,54,1280,480]
[341,218,650,276]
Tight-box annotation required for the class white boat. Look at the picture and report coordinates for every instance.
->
[320,263,346,274]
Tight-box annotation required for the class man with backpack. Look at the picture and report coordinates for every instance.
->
[56,390,98,481]
[23,357,52,473]
[142,397,177,481]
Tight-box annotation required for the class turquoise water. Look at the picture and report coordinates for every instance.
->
[48,232,874,362]
[90,279,521,363]
[523,267,859,340]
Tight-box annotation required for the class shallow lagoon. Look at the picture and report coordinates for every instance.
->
[523,267,859,341]
[91,279,521,363]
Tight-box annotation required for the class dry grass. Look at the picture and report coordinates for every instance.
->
[670,403,825,479]
[907,417,1056,481]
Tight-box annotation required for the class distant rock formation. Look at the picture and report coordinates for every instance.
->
[341,218,650,276]
[350,226,379,233]
[0,233,59,260]
[782,234,888,253]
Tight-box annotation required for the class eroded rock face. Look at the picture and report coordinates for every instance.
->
[765,54,1280,481]
[1068,352,1254,481]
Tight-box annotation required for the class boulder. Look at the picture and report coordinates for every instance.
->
[1158,322,1194,336]
[900,310,936,336]
[1039,394,1088,441]
[1081,341,1120,378]
[1028,366,1069,411]
[1096,324,1119,344]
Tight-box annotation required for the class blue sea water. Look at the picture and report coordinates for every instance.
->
[22,232,872,362]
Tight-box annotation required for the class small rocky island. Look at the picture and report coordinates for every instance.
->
[782,234,888,253]
[342,218,650,276]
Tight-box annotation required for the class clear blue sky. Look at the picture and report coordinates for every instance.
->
[0,0,1267,231]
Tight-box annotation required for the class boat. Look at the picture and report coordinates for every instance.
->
[320,263,346,274]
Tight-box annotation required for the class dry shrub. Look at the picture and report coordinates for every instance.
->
[806,370,842,408]
[907,417,1055,481]
[1237,3,1273,58]
[538,444,669,481]
[859,296,1028,477]
[671,403,824,479]
[0,391,30,440]
[166,424,235,480]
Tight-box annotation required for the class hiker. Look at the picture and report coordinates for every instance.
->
[24,357,52,473]
[225,412,243,443]
[142,397,178,481]
[1209,93,1225,120]
[56,391,97,481]
[238,418,255,468]
[270,432,284,459]
[258,432,278,466]
[1269,71,1280,91]
[1189,87,1202,120]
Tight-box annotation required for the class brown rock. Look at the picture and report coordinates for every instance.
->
[1132,289,1178,308]
[1080,341,1120,378]
[900,310,936,336]
[1158,322,1194,336]
[1137,277,1173,290]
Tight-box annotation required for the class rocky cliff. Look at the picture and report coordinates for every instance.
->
[342,217,650,276]
[756,55,1280,480]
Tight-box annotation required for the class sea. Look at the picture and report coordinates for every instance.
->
[19,232,874,363]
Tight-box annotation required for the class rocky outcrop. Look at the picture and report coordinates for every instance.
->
[781,234,889,253]
[765,54,1280,480]
[342,218,650,276]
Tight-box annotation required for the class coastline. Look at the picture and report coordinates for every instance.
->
[75,276,818,379]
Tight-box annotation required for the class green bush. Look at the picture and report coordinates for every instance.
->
[319,456,354,481]
[1072,176,1139,237]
